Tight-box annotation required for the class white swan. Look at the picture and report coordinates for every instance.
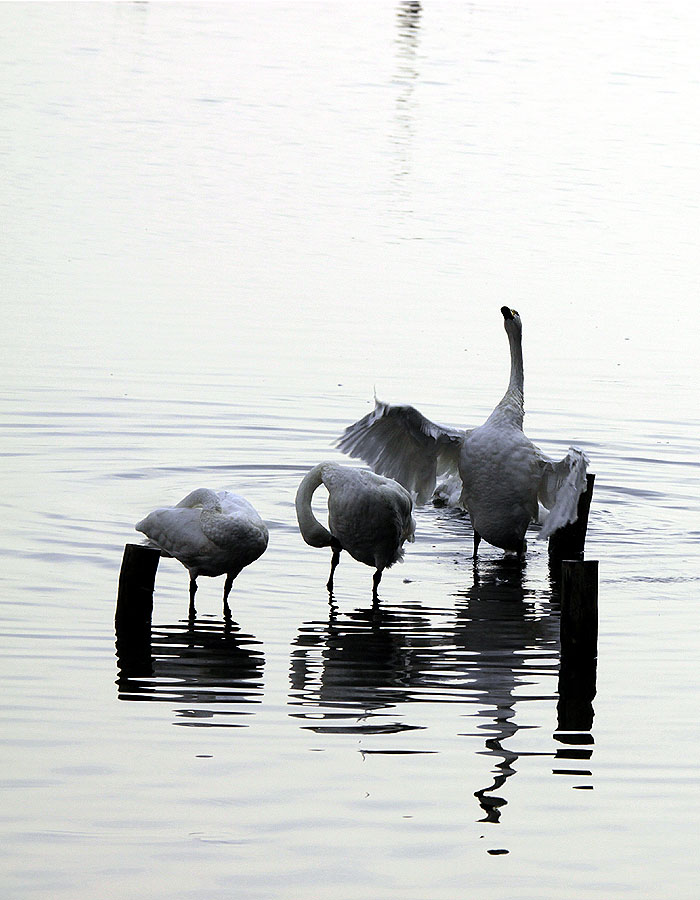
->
[136,488,269,615]
[295,462,416,598]
[338,306,588,558]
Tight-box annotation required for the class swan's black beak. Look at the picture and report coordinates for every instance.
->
[501,306,515,321]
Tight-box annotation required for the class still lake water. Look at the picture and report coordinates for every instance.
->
[2,2,699,897]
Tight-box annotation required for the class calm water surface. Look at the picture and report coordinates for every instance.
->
[2,3,699,898]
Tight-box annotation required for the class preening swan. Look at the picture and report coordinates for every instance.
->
[136,488,269,616]
[295,462,416,598]
[338,307,588,558]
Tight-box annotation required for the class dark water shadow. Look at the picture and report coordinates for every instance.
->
[115,615,265,727]
[452,559,560,822]
[289,598,445,737]
[289,556,596,822]
[548,560,597,787]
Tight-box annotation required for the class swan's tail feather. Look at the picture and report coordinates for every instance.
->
[400,496,417,547]
[537,447,589,540]
[383,514,416,569]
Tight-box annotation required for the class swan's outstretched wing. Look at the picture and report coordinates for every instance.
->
[536,447,589,540]
[337,399,465,505]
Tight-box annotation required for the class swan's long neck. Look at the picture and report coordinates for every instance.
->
[295,464,333,548]
[490,324,524,428]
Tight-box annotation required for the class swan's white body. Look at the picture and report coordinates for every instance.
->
[338,307,588,557]
[295,462,415,597]
[136,488,269,613]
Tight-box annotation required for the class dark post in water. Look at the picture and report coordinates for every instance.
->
[115,543,160,626]
[115,544,160,676]
[560,559,599,657]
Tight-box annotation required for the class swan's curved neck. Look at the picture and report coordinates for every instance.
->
[491,325,524,427]
[295,464,333,548]
[176,488,221,510]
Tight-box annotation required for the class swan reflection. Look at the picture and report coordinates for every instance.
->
[115,615,264,726]
[290,558,595,820]
[290,600,444,734]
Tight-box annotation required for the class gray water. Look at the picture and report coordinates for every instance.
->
[2,3,699,898]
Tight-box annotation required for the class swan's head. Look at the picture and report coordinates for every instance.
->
[501,306,522,334]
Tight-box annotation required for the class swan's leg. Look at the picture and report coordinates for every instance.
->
[222,573,234,620]
[473,531,482,561]
[372,568,383,601]
[327,546,341,594]
[189,575,198,618]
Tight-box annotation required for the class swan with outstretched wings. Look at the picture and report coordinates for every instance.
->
[338,307,589,558]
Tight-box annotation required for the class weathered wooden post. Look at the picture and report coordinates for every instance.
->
[115,543,160,678]
[116,543,160,625]
[548,473,595,562]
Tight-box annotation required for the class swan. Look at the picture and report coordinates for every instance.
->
[295,462,416,598]
[136,488,269,615]
[337,306,588,558]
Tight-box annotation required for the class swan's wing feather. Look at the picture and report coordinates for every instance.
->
[337,399,465,504]
[216,491,266,525]
[536,447,589,540]
[136,507,212,561]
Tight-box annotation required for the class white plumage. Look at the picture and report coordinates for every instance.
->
[136,488,269,615]
[338,306,589,558]
[295,462,416,598]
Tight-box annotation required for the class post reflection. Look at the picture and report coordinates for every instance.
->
[395,1,422,98]
[289,556,596,821]
[391,1,422,209]
[115,615,265,726]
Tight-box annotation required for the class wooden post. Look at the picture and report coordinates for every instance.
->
[115,544,160,678]
[116,543,160,625]
[548,473,595,562]
[560,559,598,656]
